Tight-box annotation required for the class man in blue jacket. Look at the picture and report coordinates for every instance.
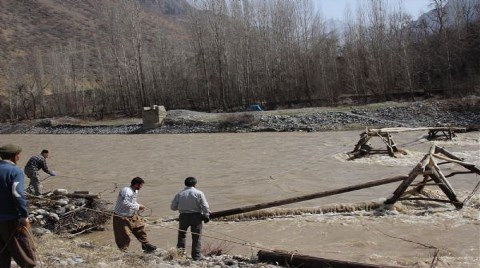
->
[0,144,37,267]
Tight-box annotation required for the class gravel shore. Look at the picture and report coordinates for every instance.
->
[1,98,479,135]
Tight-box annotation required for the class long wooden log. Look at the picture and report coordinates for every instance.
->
[66,193,99,199]
[434,147,480,175]
[257,250,402,268]
[367,127,466,134]
[428,168,463,208]
[432,153,475,166]
[384,150,432,205]
[210,176,408,219]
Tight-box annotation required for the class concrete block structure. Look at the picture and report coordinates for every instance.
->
[142,105,167,129]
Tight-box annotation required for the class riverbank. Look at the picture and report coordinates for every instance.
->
[1,98,479,134]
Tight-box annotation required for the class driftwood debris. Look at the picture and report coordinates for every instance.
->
[349,127,466,159]
[257,250,401,268]
[66,193,99,199]
[27,189,110,234]
[210,176,407,219]
[385,145,480,208]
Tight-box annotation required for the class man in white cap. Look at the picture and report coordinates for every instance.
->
[0,144,37,267]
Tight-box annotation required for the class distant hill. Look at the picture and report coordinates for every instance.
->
[0,0,190,72]
[414,0,480,30]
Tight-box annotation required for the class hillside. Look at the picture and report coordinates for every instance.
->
[0,0,189,73]
[1,0,478,122]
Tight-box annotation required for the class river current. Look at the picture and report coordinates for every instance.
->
[3,130,479,267]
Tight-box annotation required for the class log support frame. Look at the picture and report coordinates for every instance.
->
[349,127,466,160]
[385,145,479,208]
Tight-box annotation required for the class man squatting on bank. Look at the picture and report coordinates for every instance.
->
[24,149,56,196]
[0,144,37,268]
[113,177,157,253]
[171,177,210,261]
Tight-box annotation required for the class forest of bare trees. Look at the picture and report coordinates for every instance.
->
[2,0,479,121]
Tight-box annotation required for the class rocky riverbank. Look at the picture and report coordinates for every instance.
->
[26,189,283,268]
[1,98,479,134]
[33,233,283,268]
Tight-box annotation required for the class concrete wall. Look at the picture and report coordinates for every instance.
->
[142,105,167,129]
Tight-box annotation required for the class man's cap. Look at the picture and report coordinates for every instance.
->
[0,144,22,154]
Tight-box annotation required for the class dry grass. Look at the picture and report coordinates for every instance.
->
[202,240,234,256]
[31,234,170,268]
[30,234,238,267]
[162,247,185,261]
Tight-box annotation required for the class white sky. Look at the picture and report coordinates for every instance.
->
[314,0,432,20]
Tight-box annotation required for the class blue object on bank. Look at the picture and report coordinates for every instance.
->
[247,104,263,111]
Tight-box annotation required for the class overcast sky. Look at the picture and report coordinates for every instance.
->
[314,0,432,21]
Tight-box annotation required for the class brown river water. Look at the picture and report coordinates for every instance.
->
[3,130,479,267]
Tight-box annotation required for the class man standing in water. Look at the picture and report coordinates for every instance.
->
[171,177,210,261]
[24,149,56,196]
[0,144,37,267]
[113,177,157,253]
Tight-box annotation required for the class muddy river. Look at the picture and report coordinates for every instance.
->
[3,130,479,267]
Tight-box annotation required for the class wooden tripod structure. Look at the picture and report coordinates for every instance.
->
[349,128,400,159]
[349,127,466,160]
[385,145,480,208]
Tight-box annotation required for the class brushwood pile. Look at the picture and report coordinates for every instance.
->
[27,189,110,235]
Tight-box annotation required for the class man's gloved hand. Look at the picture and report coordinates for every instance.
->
[202,215,210,224]
[49,171,57,176]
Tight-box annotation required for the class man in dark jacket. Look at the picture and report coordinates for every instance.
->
[0,144,37,267]
[24,149,56,196]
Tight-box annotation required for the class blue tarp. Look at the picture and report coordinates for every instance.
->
[247,104,263,111]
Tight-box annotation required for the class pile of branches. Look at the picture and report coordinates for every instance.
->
[27,189,111,235]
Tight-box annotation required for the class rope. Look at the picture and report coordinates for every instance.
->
[0,222,40,268]
[41,174,77,182]
[25,193,290,255]
[362,223,442,266]
[0,227,16,254]
[463,175,480,205]
[70,206,282,253]
[40,176,52,182]
[137,207,153,217]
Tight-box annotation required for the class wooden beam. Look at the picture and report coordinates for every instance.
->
[431,161,457,196]
[66,193,99,199]
[432,153,475,167]
[428,168,463,208]
[367,127,466,134]
[384,148,433,205]
[435,147,480,175]
[397,197,456,204]
[210,176,408,219]
[257,250,402,268]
